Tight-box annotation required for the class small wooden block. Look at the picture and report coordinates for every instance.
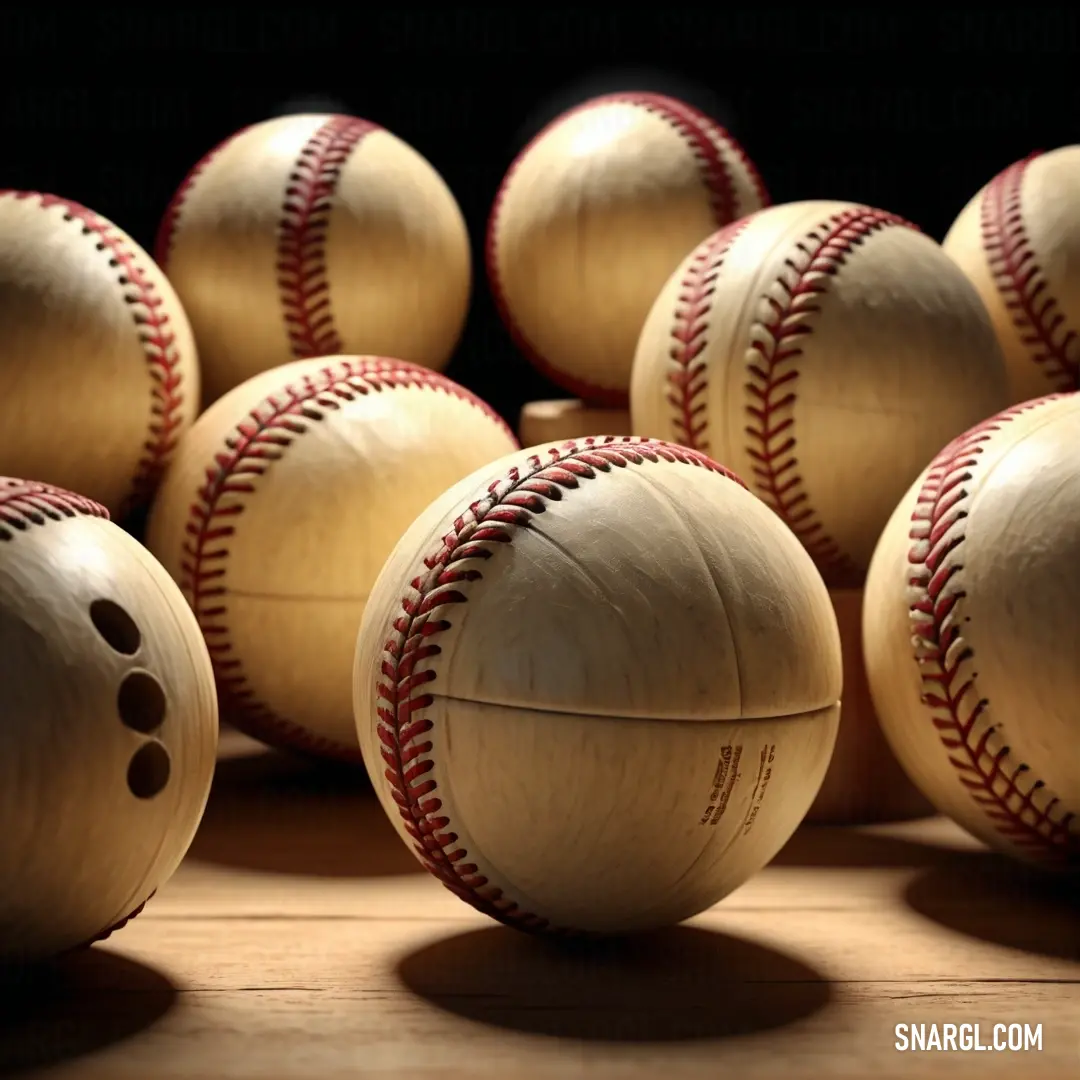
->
[518,399,632,447]
[805,587,934,824]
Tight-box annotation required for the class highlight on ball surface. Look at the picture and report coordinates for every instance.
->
[156,113,472,405]
[353,436,842,934]
[1,51,1075,1074]
[0,476,218,962]
[143,355,518,763]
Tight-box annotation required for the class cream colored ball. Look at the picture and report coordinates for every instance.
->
[864,393,1080,868]
[943,145,1080,404]
[0,478,218,962]
[487,92,770,407]
[353,436,841,935]
[155,113,471,405]
[145,356,518,763]
[631,200,1010,587]
[0,191,200,520]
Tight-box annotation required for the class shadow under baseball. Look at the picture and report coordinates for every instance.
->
[904,850,1080,962]
[0,947,177,1076]
[186,736,423,878]
[395,924,832,1042]
[770,821,976,869]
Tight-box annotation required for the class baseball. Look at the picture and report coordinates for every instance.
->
[353,437,841,935]
[943,145,1080,404]
[805,587,933,824]
[863,394,1080,868]
[155,113,471,405]
[487,92,770,407]
[145,356,518,763]
[0,478,217,962]
[630,200,1010,587]
[518,399,631,446]
[0,191,200,520]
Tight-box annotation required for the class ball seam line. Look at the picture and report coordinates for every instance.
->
[375,435,746,933]
[618,92,739,224]
[742,206,914,583]
[180,358,515,762]
[665,217,754,451]
[78,892,155,950]
[276,116,378,359]
[153,124,254,268]
[0,191,188,518]
[906,394,1078,863]
[485,91,766,408]
[0,479,110,540]
[980,152,1079,392]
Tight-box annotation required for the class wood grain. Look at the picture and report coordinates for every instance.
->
[3,729,1077,1079]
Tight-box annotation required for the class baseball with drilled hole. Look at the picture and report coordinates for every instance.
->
[518,399,632,446]
[942,145,1080,404]
[0,478,218,962]
[144,355,518,762]
[486,92,770,408]
[631,199,1011,587]
[0,191,200,520]
[353,436,842,935]
[155,113,472,406]
[863,394,1080,869]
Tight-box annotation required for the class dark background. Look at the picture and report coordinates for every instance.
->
[1,4,1076,427]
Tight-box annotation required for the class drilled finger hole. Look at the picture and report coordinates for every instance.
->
[127,741,170,799]
[117,671,166,733]
[90,599,140,655]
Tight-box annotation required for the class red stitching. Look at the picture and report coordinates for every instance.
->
[182,357,515,763]
[0,478,109,540]
[609,92,744,225]
[486,92,769,408]
[665,218,753,452]
[0,191,188,518]
[154,116,378,361]
[277,115,377,358]
[907,395,1078,864]
[375,436,746,933]
[721,122,770,212]
[72,891,155,952]
[153,124,253,268]
[981,152,1079,392]
[743,207,913,582]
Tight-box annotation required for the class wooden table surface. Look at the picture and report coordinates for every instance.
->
[4,728,1078,1080]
